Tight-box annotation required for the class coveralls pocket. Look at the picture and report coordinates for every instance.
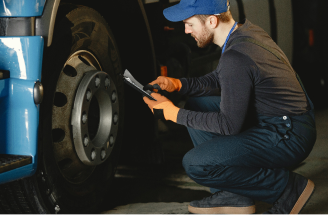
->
[257,114,293,147]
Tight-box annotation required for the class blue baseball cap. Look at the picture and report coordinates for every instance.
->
[163,0,229,22]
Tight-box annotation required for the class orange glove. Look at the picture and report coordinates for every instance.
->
[149,76,182,92]
[143,93,180,123]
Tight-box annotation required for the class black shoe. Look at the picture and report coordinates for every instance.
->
[265,172,315,214]
[188,191,255,214]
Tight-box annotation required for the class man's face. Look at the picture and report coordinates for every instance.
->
[183,16,214,48]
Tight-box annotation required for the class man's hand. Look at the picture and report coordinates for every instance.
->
[143,93,180,123]
[148,76,182,92]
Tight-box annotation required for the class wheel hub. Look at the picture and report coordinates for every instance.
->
[71,71,119,166]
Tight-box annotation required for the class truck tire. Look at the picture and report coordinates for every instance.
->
[0,4,124,213]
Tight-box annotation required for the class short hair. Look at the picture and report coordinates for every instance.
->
[194,10,232,24]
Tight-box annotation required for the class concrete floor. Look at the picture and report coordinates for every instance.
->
[101,107,328,214]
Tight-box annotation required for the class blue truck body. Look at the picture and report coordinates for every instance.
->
[0,1,45,184]
[0,0,46,17]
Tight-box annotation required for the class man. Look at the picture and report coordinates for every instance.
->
[143,0,316,214]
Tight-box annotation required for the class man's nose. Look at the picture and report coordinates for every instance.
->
[185,27,192,34]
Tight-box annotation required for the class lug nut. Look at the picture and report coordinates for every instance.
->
[83,136,89,147]
[55,205,60,213]
[105,78,110,87]
[112,92,117,102]
[82,114,88,124]
[101,150,106,160]
[86,90,92,101]
[95,77,100,87]
[91,150,96,161]
[113,114,118,124]
[109,135,114,147]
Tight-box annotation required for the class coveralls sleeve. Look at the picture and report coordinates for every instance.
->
[177,50,256,135]
[178,70,221,97]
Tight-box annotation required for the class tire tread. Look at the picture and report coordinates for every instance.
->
[0,181,35,213]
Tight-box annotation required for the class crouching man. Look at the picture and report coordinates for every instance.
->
[143,0,316,213]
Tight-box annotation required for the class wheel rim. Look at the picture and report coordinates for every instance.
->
[51,50,119,184]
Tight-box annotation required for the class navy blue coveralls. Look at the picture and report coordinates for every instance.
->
[181,39,316,204]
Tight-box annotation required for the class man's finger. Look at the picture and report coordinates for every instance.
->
[149,80,156,85]
[143,96,155,113]
[143,95,151,103]
[149,76,166,85]
[149,79,161,86]
[151,92,165,100]
[143,95,157,106]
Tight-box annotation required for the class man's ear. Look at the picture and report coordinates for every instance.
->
[207,15,219,29]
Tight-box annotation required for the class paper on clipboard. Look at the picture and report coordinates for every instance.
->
[123,69,157,101]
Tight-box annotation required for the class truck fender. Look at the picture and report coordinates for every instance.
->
[36,0,61,47]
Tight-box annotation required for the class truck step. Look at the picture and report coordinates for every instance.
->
[0,155,32,174]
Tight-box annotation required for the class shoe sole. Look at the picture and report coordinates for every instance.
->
[188,205,256,214]
[290,179,315,214]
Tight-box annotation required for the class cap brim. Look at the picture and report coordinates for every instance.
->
[163,4,195,22]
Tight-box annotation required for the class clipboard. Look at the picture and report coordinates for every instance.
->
[123,69,157,101]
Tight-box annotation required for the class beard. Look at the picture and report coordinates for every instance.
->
[192,26,214,48]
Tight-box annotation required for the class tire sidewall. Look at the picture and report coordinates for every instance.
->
[37,5,124,213]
